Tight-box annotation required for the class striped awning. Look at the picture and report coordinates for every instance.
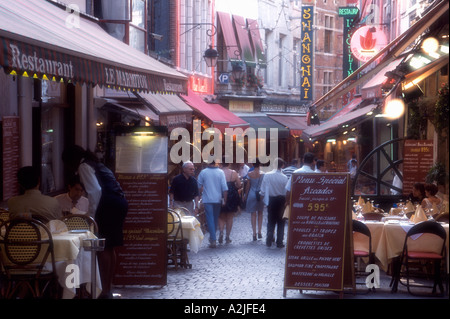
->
[0,0,187,93]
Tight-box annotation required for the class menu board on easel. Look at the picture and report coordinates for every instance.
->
[284,173,354,296]
[113,134,168,286]
[402,140,434,196]
[1,116,20,201]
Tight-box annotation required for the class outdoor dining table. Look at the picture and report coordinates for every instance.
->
[49,229,103,299]
[353,219,449,273]
[374,220,449,273]
[180,215,204,253]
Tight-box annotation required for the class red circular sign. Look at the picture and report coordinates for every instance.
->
[350,26,388,62]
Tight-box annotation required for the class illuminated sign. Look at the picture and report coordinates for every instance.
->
[339,7,359,80]
[300,6,314,101]
[350,26,387,62]
[189,75,211,94]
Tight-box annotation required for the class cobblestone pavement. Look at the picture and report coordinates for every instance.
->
[113,209,448,300]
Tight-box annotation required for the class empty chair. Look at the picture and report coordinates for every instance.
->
[391,220,447,296]
[167,209,191,269]
[352,220,375,291]
[60,214,98,234]
[0,218,59,298]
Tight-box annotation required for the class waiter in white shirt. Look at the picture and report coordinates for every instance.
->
[260,158,288,248]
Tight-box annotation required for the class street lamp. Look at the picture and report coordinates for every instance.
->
[203,46,220,68]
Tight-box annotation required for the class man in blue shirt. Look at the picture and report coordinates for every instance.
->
[197,160,228,248]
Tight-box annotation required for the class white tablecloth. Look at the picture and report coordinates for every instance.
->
[180,216,204,253]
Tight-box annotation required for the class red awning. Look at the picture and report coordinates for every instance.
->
[247,19,266,67]
[217,12,240,59]
[268,115,308,137]
[303,104,378,139]
[327,97,363,121]
[361,59,403,99]
[0,0,187,93]
[179,90,249,133]
[232,15,255,65]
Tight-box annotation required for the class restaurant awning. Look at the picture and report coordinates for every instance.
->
[232,15,255,66]
[267,115,308,137]
[98,98,159,123]
[311,0,449,111]
[361,59,404,99]
[134,92,193,131]
[239,115,290,139]
[0,0,187,93]
[247,19,267,68]
[402,54,449,91]
[303,104,378,139]
[217,11,240,59]
[135,92,192,115]
[327,97,363,121]
[180,90,249,133]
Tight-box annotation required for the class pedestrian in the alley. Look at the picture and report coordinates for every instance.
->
[169,161,200,215]
[62,145,128,299]
[218,161,241,244]
[282,159,299,179]
[259,158,287,248]
[197,159,228,248]
[244,158,265,241]
[285,152,316,193]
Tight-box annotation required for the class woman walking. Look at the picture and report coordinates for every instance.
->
[219,162,242,244]
[244,159,265,241]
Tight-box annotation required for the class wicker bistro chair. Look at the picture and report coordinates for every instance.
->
[391,220,447,296]
[167,209,191,269]
[60,214,98,234]
[0,218,59,299]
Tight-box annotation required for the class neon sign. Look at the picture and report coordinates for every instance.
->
[350,26,387,62]
[300,6,314,101]
[339,7,359,79]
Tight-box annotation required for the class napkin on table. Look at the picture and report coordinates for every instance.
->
[413,206,428,224]
[362,201,373,213]
[405,201,415,213]
[358,196,365,206]
[46,219,68,234]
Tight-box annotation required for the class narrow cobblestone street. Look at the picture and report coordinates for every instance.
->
[113,210,448,300]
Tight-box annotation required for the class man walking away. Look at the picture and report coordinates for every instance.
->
[260,158,288,248]
[197,160,228,248]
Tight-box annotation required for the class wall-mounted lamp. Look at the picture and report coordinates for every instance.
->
[203,46,220,67]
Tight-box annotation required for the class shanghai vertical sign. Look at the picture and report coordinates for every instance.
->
[300,6,313,101]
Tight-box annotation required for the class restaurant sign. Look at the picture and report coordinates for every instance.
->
[350,26,387,62]
[339,7,359,79]
[300,6,314,101]
[284,173,354,295]
[0,37,187,93]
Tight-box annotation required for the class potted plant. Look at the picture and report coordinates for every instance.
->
[425,162,447,186]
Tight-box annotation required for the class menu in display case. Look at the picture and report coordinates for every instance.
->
[284,173,354,296]
[113,134,168,286]
[402,140,434,196]
[2,116,20,201]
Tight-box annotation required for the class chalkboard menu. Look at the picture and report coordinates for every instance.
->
[113,135,168,286]
[402,140,434,196]
[284,173,353,295]
[2,116,20,201]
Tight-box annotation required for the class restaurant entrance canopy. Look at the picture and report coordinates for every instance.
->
[0,0,187,93]
[180,90,249,133]
[267,115,308,137]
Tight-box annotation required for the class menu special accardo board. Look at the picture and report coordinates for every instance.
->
[284,173,353,295]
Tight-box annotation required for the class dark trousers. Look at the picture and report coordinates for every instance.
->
[266,195,286,246]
